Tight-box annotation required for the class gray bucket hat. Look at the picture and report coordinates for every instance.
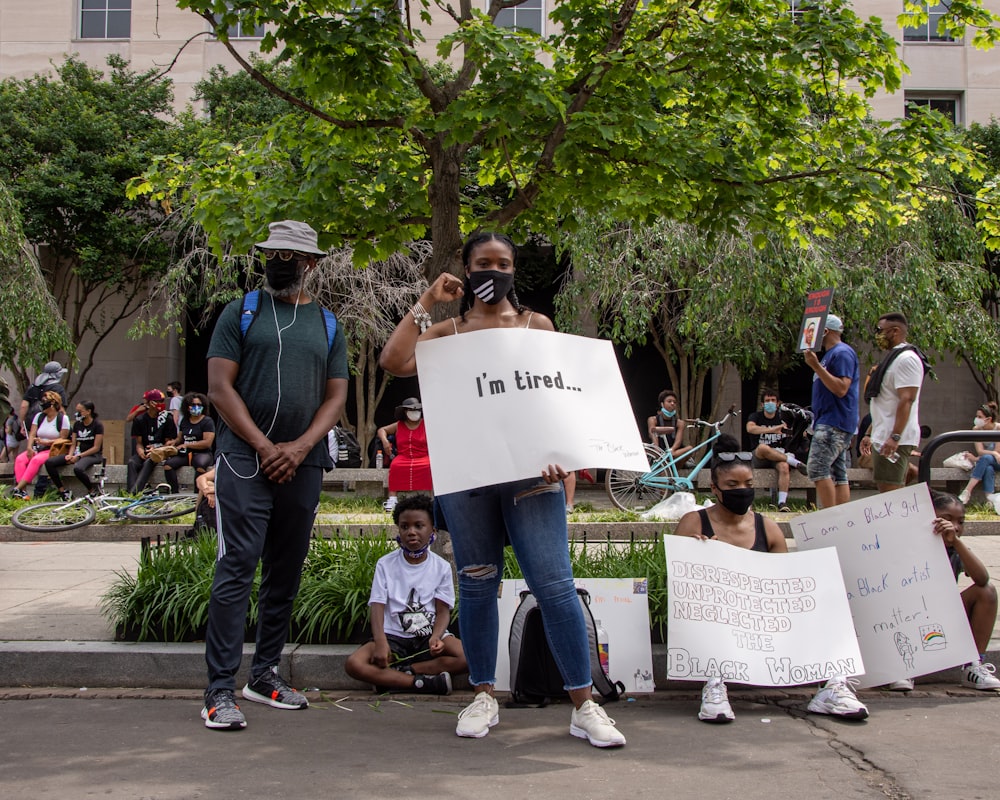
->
[34,361,67,387]
[255,220,326,256]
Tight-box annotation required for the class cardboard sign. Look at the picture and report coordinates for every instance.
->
[664,535,863,685]
[798,288,833,352]
[793,484,978,688]
[415,329,648,495]
[495,578,656,694]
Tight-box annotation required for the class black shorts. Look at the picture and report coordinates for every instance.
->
[381,633,451,669]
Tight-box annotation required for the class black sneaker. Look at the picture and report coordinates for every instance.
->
[412,672,452,695]
[242,666,309,709]
[58,489,72,502]
[201,688,247,730]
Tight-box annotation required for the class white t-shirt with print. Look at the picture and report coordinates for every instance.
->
[368,549,455,639]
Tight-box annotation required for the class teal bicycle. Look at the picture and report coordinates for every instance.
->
[604,406,741,511]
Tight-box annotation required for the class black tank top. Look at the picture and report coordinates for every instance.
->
[697,508,769,552]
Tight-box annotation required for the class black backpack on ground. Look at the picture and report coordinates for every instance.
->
[507,588,625,707]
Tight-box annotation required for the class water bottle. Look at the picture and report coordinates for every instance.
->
[596,619,610,677]
[375,450,384,469]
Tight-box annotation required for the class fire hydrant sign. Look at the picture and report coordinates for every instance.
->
[415,329,648,495]
[793,484,978,688]
[664,535,863,685]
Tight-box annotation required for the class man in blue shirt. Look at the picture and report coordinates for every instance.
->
[804,314,860,508]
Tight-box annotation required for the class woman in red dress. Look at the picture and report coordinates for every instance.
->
[377,397,432,511]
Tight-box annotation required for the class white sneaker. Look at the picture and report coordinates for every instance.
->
[961,660,1000,690]
[808,676,869,719]
[698,677,734,723]
[569,699,626,747]
[959,490,972,505]
[886,678,914,691]
[455,691,499,738]
[382,496,398,512]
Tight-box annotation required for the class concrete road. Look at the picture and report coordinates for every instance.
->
[1,691,997,800]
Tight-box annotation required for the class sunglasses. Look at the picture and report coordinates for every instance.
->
[261,249,308,262]
[714,451,753,463]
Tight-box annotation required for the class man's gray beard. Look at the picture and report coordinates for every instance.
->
[263,274,304,300]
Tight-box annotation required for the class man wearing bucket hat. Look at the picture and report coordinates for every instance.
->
[803,313,860,508]
[202,220,348,731]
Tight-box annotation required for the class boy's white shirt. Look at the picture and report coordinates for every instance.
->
[369,549,455,639]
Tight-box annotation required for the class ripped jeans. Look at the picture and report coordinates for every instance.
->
[436,477,591,690]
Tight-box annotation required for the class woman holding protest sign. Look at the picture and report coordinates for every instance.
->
[674,434,869,723]
[379,232,625,749]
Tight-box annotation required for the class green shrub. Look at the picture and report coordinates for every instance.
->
[102,529,396,643]
[103,528,669,643]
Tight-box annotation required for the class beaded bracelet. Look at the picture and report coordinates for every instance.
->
[411,301,432,333]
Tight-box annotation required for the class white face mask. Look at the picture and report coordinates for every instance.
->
[406,410,422,422]
[974,416,987,428]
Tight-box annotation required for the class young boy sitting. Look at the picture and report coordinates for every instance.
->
[345,494,467,694]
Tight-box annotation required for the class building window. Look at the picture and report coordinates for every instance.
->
[227,9,264,39]
[902,2,955,43]
[789,0,810,23]
[79,0,131,39]
[904,93,961,125]
[494,0,544,35]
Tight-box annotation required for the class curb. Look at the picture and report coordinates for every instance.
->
[2,641,995,692]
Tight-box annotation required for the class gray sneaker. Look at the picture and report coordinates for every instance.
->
[242,666,309,709]
[201,688,247,730]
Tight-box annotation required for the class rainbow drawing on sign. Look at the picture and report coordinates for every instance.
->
[920,624,948,651]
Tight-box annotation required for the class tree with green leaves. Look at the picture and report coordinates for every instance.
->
[557,196,1000,423]
[0,181,74,395]
[131,0,998,284]
[0,55,178,397]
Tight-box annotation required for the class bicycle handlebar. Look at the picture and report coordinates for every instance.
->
[688,406,740,429]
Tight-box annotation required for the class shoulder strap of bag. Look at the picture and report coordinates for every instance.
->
[241,290,337,353]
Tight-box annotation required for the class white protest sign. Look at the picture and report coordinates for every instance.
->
[415,329,648,495]
[495,578,656,693]
[793,484,978,688]
[664,535,863,686]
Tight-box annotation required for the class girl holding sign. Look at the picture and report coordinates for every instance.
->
[930,492,1000,690]
[379,233,626,748]
[675,435,870,722]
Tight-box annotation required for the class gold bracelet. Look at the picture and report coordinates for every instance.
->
[411,301,432,333]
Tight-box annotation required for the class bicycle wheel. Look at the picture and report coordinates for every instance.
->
[125,493,198,521]
[12,501,96,532]
[605,443,670,512]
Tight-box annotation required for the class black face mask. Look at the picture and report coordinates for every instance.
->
[264,256,302,291]
[468,270,514,305]
[716,487,755,515]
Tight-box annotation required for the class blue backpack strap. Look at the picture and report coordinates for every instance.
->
[320,307,337,352]
[240,290,261,340]
[242,290,337,353]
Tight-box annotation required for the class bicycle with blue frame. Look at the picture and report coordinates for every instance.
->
[11,462,197,532]
[605,406,741,511]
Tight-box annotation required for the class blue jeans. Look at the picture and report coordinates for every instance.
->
[972,454,997,494]
[436,477,591,690]
[806,424,852,484]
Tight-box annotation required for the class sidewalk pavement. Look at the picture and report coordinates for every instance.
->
[2,689,999,800]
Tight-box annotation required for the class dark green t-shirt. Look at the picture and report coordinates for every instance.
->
[207,293,348,468]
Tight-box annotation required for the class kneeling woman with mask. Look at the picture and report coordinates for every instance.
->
[377,397,432,512]
[674,434,869,723]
